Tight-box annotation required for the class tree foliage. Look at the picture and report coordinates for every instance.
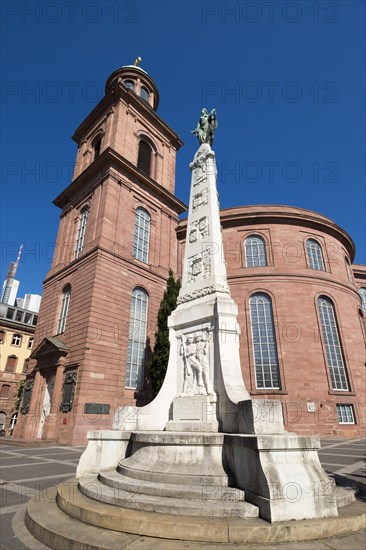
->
[13,380,25,413]
[149,269,181,396]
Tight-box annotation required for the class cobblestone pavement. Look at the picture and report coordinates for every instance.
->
[0,438,365,550]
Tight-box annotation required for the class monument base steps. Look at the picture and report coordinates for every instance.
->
[24,481,364,549]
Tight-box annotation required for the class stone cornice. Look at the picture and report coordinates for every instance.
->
[177,205,355,260]
[227,272,362,300]
[53,147,187,215]
[43,242,171,287]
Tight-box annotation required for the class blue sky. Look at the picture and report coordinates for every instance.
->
[1,0,365,296]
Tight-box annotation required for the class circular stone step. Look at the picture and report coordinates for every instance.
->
[78,475,258,518]
[99,469,245,501]
[25,478,366,546]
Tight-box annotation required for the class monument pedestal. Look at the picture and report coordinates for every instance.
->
[166,395,219,431]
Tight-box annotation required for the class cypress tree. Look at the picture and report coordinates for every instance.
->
[149,269,181,396]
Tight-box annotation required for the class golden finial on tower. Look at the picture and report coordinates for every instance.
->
[134,56,142,67]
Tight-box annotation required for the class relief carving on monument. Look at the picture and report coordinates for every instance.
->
[188,217,209,243]
[186,249,211,283]
[192,164,207,187]
[192,188,208,212]
[180,331,214,396]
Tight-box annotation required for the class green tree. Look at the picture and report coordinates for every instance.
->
[149,269,181,396]
[13,380,25,413]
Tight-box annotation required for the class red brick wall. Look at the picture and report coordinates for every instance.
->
[178,205,365,437]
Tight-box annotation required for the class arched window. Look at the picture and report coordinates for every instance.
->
[317,296,349,391]
[132,208,150,263]
[137,140,152,176]
[57,286,71,334]
[345,257,353,283]
[5,356,17,373]
[0,385,10,399]
[306,239,325,271]
[140,86,149,102]
[75,206,89,259]
[124,80,134,90]
[0,411,6,429]
[125,288,148,389]
[93,136,101,160]
[359,288,366,312]
[245,235,267,267]
[249,293,280,389]
[27,337,34,350]
[359,309,366,346]
[11,334,22,346]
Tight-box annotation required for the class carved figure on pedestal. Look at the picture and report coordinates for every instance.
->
[194,333,214,395]
[180,333,214,396]
[181,335,203,395]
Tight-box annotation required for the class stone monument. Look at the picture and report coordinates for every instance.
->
[77,110,339,523]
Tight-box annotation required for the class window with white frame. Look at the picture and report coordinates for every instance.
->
[27,337,34,350]
[249,293,280,389]
[317,296,349,391]
[75,207,89,259]
[336,404,355,424]
[245,235,267,267]
[358,287,366,312]
[57,286,71,334]
[125,288,148,389]
[11,334,22,346]
[132,208,150,263]
[306,239,325,271]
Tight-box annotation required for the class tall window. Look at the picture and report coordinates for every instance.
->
[140,86,149,102]
[5,356,17,373]
[125,288,148,389]
[27,337,34,350]
[93,137,101,160]
[137,140,152,176]
[57,286,71,334]
[245,235,267,267]
[359,288,366,312]
[132,208,150,263]
[306,239,325,271]
[249,293,280,389]
[317,296,349,391]
[75,207,89,259]
[124,80,134,90]
[345,257,353,283]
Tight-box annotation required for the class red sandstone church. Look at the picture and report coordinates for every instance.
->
[14,65,366,445]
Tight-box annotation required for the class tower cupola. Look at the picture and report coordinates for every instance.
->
[105,63,159,110]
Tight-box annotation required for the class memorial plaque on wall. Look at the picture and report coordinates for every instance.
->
[84,403,110,415]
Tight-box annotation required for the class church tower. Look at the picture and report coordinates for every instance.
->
[15,63,185,444]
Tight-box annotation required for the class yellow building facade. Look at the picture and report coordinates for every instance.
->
[0,303,38,433]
